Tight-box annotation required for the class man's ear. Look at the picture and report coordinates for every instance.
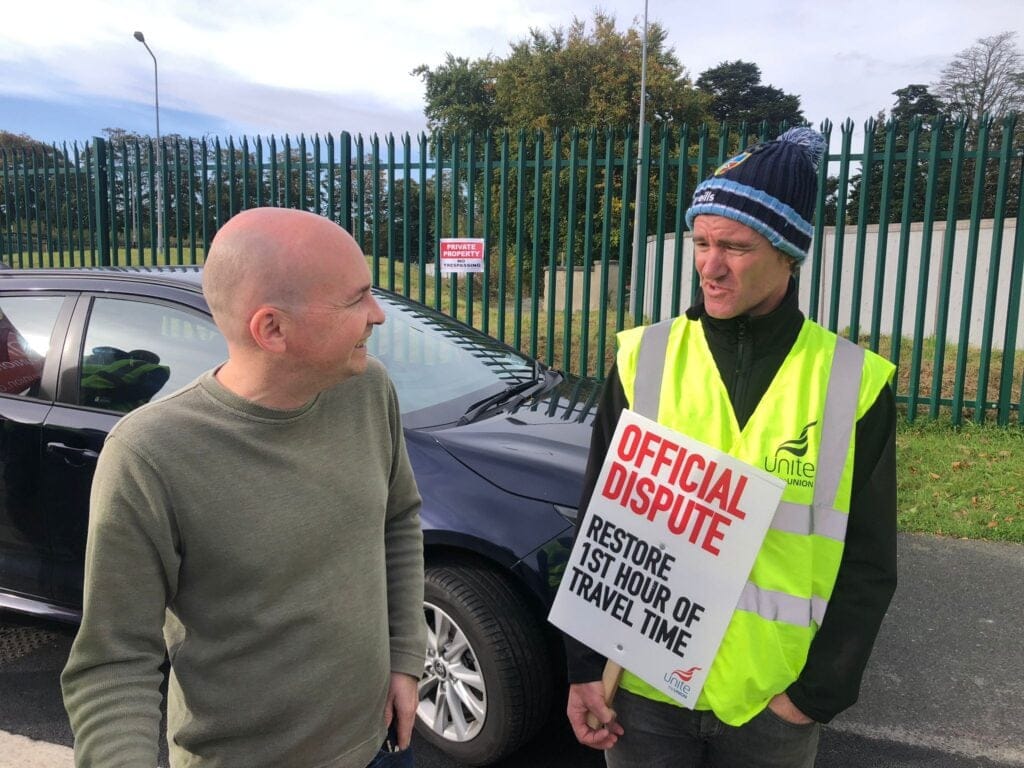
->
[248,306,288,353]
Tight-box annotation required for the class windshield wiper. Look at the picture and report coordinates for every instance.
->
[457,363,562,425]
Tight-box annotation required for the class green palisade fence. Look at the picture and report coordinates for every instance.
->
[1,118,1022,425]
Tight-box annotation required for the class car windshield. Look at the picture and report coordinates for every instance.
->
[367,291,539,428]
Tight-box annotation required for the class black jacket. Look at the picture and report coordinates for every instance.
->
[564,281,898,724]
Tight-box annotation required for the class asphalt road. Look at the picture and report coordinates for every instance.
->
[2,532,1022,767]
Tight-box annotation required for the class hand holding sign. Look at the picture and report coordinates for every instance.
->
[581,660,623,730]
[568,673,624,749]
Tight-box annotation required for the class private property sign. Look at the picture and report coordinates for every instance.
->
[439,238,485,273]
[548,410,785,706]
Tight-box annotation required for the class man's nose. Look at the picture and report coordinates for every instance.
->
[700,247,726,277]
[368,294,386,325]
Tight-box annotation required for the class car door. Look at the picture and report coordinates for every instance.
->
[42,289,227,608]
[0,289,75,605]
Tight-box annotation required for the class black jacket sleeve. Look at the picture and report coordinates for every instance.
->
[563,364,629,683]
[786,384,898,722]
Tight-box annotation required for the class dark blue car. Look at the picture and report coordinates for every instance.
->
[0,267,598,765]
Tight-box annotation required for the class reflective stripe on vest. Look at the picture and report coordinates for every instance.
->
[633,320,865,627]
[736,582,829,627]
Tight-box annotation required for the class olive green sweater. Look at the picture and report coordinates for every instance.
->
[62,359,426,768]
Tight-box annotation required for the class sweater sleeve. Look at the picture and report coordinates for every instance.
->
[382,380,427,679]
[60,433,179,767]
[563,365,628,683]
[786,385,898,723]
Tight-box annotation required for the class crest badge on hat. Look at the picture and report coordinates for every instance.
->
[713,150,753,177]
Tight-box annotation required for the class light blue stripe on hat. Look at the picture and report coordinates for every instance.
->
[687,201,809,263]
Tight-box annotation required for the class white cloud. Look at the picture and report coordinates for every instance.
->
[1,0,1020,143]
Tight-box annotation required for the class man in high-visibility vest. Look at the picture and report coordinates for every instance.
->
[565,127,897,768]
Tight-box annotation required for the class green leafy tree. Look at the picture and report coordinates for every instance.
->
[695,60,804,129]
[1,131,83,257]
[414,12,710,286]
[889,84,947,125]
[848,85,951,225]
[355,159,441,268]
[412,55,499,136]
[101,128,155,246]
[99,127,201,249]
[415,11,709,133]
[492,13,707,130]
[0,131,54,154]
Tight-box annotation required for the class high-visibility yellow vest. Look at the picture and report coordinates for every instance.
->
[614,316,894,725]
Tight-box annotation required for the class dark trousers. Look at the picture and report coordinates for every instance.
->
[605,690,820,768]
[365,747,413,768]
[364,725,414,768]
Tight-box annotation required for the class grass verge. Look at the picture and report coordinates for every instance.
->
[896,419,1023,542]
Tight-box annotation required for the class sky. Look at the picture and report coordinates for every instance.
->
[1,0,1021,148]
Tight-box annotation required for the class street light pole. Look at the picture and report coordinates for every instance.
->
[134,30,164,261]
[629,0,649,317]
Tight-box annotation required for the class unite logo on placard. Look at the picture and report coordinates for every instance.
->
[663,665,701,699]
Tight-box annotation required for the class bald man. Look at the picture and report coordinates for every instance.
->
[62,208,426,768]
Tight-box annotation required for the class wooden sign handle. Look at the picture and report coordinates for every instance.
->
[584,661,623,729]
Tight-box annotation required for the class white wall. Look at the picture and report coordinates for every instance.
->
[644,219,1023,350]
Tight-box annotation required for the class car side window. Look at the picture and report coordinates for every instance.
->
[0,296,64,397]
[79,298,227,413]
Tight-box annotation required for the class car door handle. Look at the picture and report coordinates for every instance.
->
[46,442,100,464]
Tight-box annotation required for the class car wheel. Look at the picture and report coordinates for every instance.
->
[416,564,553,766]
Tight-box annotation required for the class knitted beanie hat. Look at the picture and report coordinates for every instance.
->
[684,126,826,262]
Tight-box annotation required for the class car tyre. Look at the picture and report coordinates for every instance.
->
[416,563,553,766]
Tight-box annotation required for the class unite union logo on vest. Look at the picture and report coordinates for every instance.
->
[763,420,818,487]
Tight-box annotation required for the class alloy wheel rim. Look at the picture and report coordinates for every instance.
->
[418,601,487,742]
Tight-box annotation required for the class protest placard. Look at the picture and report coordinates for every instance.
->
[548,409,786,706]
[439,238,485,273]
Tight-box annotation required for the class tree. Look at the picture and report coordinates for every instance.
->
[415,11,709,133]
[889,84,948,125]
[695,60,804,129]
[98,127,190,248]
[1,131,81,256]
[933,31,1024,127]
[412,55,500,136]
[932,32,1023,221]
[0,131,53,154]
[847,85,951,225]
[493,13,708,130]
[412,11,713,286]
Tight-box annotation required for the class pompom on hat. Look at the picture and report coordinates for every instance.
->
[684,127,826,263]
